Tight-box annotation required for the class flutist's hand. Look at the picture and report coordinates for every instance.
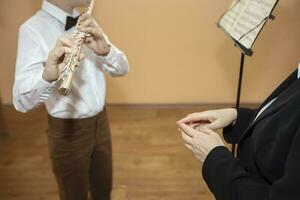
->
[43,34,85,83]
[78,14,111,56]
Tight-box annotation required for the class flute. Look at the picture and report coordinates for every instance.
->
[58,0,96,96]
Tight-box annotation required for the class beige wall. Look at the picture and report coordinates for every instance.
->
[1,0,300,105]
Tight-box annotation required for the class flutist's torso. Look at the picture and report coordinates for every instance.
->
[14,0,129,118]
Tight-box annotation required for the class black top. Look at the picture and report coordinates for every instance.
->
[202,69,300,200]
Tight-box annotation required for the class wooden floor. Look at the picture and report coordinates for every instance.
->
[0,105,230,200]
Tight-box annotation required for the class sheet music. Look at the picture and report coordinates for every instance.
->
[219,0,278,49]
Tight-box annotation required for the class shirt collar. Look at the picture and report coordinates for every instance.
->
[42,0,79,25]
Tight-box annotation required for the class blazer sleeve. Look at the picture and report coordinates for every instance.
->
[223,108,257,144]
[202,128,300,200]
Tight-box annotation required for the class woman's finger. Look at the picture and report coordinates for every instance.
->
[205,120,221,130]
[178,123,196,138]
[184,143,194,152]
[190,122,201,129]
[181,131,193,145]
[178,113,211,124]
[197,127,219,137]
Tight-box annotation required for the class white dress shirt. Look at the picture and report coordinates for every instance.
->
[253,64,300,122]
[13,0,129,119]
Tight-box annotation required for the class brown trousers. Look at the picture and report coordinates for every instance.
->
[47,109,112,200]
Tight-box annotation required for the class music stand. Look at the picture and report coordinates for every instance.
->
[218,0,279,154]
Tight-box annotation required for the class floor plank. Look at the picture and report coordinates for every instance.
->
[0,105,231,200]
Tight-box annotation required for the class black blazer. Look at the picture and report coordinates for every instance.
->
[202,69,300,200]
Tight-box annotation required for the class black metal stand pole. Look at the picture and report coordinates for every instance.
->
[232,53,245,154]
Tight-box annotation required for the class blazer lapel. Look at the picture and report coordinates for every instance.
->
[239,69,298,142]
[253,80,300,124]
[257,69,297,110]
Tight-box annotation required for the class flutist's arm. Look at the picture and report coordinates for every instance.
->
[13,25,56,113]
[13,26,81,112]
[93,41,130,77]
[78,15,130,77]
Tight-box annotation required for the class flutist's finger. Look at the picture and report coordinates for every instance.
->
[79,14,98,28]
[79,13,89,22]
[49,47,73,64]
[79,27,102,39]
[79,53,85,61]
[56,36,75,48]
[80,17,93,28]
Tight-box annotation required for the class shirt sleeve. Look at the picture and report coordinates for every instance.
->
[202,126,300,200]
[13,25,57,113]
[93,34,130,77]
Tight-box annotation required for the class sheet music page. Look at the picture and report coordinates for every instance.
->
[219,0,278,49]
